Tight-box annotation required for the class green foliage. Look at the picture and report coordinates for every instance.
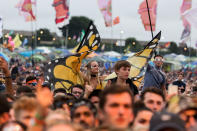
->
[59,16,93,38]
[125,37,143,52]
[36,28,53,41]
[168,41,180,54]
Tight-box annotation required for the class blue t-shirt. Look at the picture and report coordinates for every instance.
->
[143,63,166,90]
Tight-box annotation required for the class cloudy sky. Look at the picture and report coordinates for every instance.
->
[0,0,197,47]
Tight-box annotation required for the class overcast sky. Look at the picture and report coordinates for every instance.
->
[0,0,197,47]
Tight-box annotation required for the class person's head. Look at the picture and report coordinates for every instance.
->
[71,99,97,129]
[16,86,33,97]
[178,73,184,81]
[150,111,186,131]
[26,76,37,89]
[53,95,72,113]
[71,84,85,99]
[88,89,102,109]
[176,97,197,130]
[45,109,71,126]
[0,94,11,125]
[53,88,67,97]
[132,101,153,130]
[141,87,165,112]
[45,120,83,131]
[179,108,197,130]
[99,84,134,129]
[114,60,131,80]
[17,77,26,86]
[13,96,38,127]
[86,61,99,75]
[0,121,27,131]
[154,55,164,67]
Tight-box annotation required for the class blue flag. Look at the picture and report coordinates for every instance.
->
[22,38,28,47]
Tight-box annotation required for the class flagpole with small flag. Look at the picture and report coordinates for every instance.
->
[0,16,3,52]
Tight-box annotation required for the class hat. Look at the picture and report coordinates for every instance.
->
[150,111,186,131]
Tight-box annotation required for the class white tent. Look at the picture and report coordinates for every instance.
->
[103,51,121,57]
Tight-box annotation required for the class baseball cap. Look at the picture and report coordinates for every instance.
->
[149,111,186,131]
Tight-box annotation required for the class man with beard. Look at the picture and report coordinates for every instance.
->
[71,99,98,129]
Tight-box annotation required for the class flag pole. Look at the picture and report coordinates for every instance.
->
[31,18,34,67]
[145,0,154,38]
[34,0,37,48]
[0,16,3,53]
[110,0,113,51]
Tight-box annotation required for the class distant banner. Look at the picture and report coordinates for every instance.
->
[52,0,70,24]
[138,0,157,31]
[183,6,197,29]
[13,34,22,48]
[98,0,112,27]
[180,0,192,28]
[180,25,191,42]
[0,17,2,38]
[113,16,120,25]
[16,0,36,21]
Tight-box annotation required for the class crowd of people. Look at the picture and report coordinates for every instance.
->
[0,54,197,131]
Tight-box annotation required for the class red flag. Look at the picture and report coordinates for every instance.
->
[21,0,35,20]
[164,42,171,48]
[16,0,36,21]
[52,0,70,24]
[113,16,120,25]
[138,0,157,31]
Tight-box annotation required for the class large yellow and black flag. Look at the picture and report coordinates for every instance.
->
[105,31,161,88]
[45,21,100,92]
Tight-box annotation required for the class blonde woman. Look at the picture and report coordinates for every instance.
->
[81,61,106,97]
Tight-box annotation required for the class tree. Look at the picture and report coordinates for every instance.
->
[59,16,93,38]
[36,28,53,41]
[125,37,143,52]
[168,41,180,54]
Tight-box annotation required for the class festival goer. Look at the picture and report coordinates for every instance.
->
[26,76,37,90]
[71,99,98,129]
[88,89,102,109]
[82,61,105,90]
[16,86,33,97]
[0,121,27,131]
[172,72,186,93]
[99,84,134,129]
[107,60,138,96]
[132,101,153,131]
[141,87,165,112]
[149,111,186,131]
[143,55,166,94]
[70,84,85,99]
[0,94,11,125]
[0,57,14,95]
[13,96,39,127]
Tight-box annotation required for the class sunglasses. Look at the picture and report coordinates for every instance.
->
[154,58,164,62]
[185,114,197,123]
[28,82,37,86]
